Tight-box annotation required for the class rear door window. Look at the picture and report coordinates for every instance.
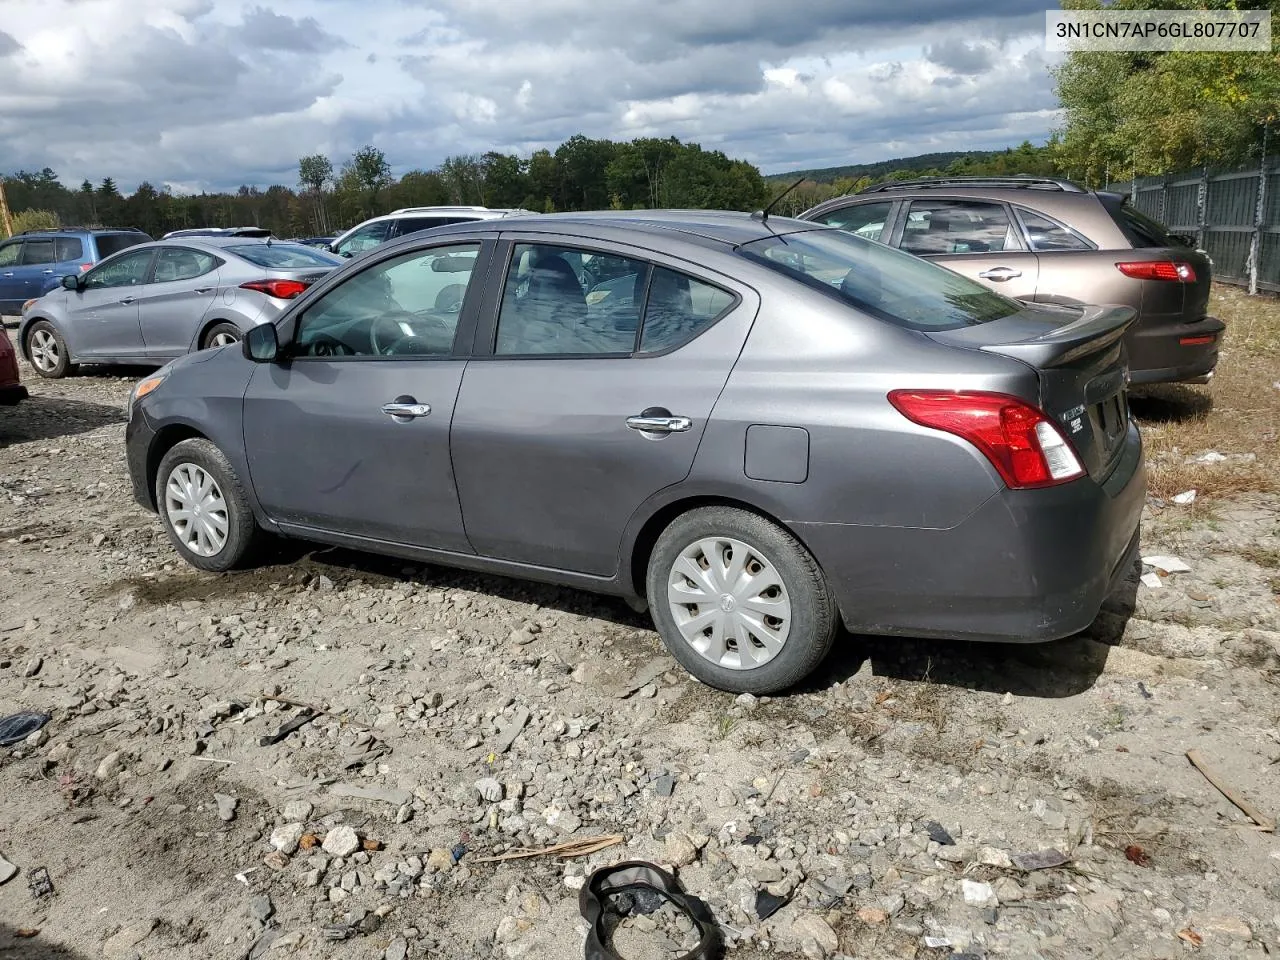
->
[393,217,471,237]
[900,200,1019,256]
[54,237,84,262]
[94,233,148,258]
[0,241,19,267]
[1016,209,1092,251]
[810,201,894,242]
[152,248,219,282]
[334,221,391,256]
[20,239,56,265]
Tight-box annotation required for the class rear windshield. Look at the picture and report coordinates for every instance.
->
[227,243,343,268]
[1109,202,1186,248]
[95,233,148,258]
[739,228,1021,331]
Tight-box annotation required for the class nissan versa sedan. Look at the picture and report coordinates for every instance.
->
[125,211,1145,694]
[18,238,343,378]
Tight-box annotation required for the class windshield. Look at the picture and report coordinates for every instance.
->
[228,243,343,269]
[739,228,1021,331]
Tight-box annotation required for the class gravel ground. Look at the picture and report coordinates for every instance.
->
[1,327,1278,960]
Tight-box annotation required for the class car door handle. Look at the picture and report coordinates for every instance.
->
[977,267,1022,281]
[42,269,54,274]
[381,401,431,420]
[627,415,692,434]
[119,296,137,304]
[1,272,12,278]
[194,287,213,294]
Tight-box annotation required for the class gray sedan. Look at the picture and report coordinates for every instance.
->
[17,238,343,378]
[124,211,1145,693]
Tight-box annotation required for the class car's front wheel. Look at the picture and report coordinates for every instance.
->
[156,438,261,571]
[646,506,839,694]
[201,322,242,351]
[26,321,75,379]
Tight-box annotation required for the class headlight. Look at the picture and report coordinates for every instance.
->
[127,371,168,421]
[21,299,36,314]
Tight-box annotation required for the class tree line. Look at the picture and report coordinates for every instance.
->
[1,135,770,239]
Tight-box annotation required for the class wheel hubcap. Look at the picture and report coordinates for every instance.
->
[30,330,58,372]
[667,536,792,670]
[211,332,238,347]
[164,463,229,557]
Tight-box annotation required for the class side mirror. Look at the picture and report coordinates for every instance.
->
[61,274,83,291]
[242,322,279,363]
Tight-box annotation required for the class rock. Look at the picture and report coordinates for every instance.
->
[992,877,1024,903]
[856,906,889,925]
[961,879,997,907]
[652,774,675,798]
[282,800,313,822]
[735,693,759,709]
[0,853,16,884]
[1202,916,1253,940]
[495,707,530,753]
[385,937,408,960]
[329,783,413,806]
[664,833,698,867]
[95,751,123,780]
[250,894,274,925]
[1009,849,1069,871]
[22,657,42,678]
[426,848,453,873]
[474,777,503,803]
[102,919,158,960]
[790,914,838,955]
[977,846,1012,868]
[322,826,361,858]
[270,823,305,854]
[24,729,48,748]
[495,916,531,943]
[214,793,238,822]
[263,851,290,871]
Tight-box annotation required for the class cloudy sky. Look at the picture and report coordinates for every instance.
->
[0,0,1061,193]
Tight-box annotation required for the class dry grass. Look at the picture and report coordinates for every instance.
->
[1130,285,1280,500]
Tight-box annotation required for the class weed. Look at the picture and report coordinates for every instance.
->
[1239,546,1280,568]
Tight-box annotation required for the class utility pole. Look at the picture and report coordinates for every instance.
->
[0,179,12,238]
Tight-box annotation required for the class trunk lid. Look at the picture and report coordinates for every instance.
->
[927,302,1138,480]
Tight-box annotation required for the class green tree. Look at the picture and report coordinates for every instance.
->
[481,152,528,208]
[298,154,333,232]
[350,145,392,210]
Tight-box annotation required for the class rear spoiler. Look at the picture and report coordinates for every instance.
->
[979,305,1137,368]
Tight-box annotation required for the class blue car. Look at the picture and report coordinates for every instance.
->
[0,227,152,313]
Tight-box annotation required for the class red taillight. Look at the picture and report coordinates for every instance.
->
[1180,334,1216,346]
[240,279,310,299]
[1115,261,1196,283]
[887,390,1086,489]
[79,263,93,272]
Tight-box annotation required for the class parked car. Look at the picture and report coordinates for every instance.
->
[799,176,1224,385]
[0,227,151,313]
[18,238,343,378]
[329,206,533,258]
[124,211,1144,694]
[161,227,273,240]
[291,236,336,249]
[0,331,28,405]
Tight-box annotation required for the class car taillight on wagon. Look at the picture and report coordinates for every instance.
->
[1114,261,1196,283]
[888,390,1086,489]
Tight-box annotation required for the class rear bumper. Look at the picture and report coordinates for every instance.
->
[794,421,1146,643]
[1127,315,1225,385]
[0,383,28,406]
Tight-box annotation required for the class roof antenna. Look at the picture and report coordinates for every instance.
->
[752,177,806,222]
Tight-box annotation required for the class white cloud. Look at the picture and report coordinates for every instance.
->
[0,0,1058,192]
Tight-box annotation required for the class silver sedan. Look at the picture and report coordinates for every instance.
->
[17,238,343,378]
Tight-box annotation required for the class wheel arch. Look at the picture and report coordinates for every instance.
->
[625,493,820,604]
[20,316,62,362]
[194,316,245,352]
[143,424,209,510]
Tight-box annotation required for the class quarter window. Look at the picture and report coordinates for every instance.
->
[83,249,154,289]
[54,237,84,262]
[638,268,735,353]
[1018,209,1091,251]
[294,243,481,358]
[812,201,893,242]
[495,243,648,356]
[152,248,219,283]
[900,200,1018,256]
[0,242,18,267]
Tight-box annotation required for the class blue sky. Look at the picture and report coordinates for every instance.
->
[0,0,1062,193]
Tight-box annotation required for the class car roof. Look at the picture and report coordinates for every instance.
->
[392,209,827,250]
[12,227,147,238]
[803,185,1107,222]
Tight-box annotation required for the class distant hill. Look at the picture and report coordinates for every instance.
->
[768,150,1012,184]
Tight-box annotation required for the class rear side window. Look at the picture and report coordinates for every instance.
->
[226,243,342,268]
[152,248,219,282]
[395,217,469,236]
[638,268,735,353]
[0,242,18,267]
[94,233,147,258]
[741,228,1020,331]
[54,237,84,262]
[1017,209,1092,252]
[811,201,893,242]
[20,239,56,265]
[901,200,1017,255]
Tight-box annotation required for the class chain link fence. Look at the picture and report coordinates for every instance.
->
[1109,156,1280,294]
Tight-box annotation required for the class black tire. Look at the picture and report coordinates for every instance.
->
[25,320,76,379]
[646,506,839,694]
[200,322,242,351]
[156,438,261,572]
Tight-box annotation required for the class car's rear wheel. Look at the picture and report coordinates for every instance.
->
[156,439,260,572]
[646,506,838,694]
[201,322,241,350]
[26,321,75,379]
